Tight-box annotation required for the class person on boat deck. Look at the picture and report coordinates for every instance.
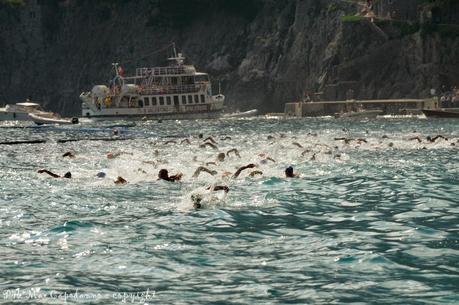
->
[38,169,72,179]
[158,169,183,182]
[285,166,299,178]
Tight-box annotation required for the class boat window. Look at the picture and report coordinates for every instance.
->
[173,95,179,106]
[188,95,193,104]
[171,77,178,85]
[159,97,164,105]
[182,96,187,105]
[195,74,209,83]
[144,97,150,106]
[194,95,199,104]
[152,97,157,106]
[166,96,172,105]
[200,95,205,103]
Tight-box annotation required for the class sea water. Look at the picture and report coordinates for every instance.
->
[0,117,458,304]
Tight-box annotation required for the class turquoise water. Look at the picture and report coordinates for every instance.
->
[0,117,458,304]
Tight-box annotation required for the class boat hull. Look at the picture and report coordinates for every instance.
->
[422,108,459,118]
[29,113,77,125]
[82,109,223,121]
[0,110,33,121]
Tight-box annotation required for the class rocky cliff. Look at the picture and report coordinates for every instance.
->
[1,0,458,115]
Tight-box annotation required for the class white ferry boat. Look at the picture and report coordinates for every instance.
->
[80,47,225,120]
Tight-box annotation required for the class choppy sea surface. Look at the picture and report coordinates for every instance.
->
[0,116,458,305]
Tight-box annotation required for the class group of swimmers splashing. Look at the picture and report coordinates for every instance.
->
[37,131,453,208]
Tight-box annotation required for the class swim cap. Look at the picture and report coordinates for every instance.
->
[96,172,106,178]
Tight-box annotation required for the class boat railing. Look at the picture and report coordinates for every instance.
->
[140,84,203,95]
[136,66,195,77]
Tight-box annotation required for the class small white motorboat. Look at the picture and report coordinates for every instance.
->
[0,101,51,121]
[223,109,258,118]
[29,113,79,125]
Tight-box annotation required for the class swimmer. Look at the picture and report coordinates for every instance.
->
[96,172,106,178]
[112,129,120,136]
[203,136,217,144]
[267,135,275,140]
[217,153,226,162]
[292,142,303,148]
[226,148,241,158]
[356,138,368,144]
[142,160,157,166]
[180,139,191,145]
[257,154,275,163]
[301,149,312,156]
[114,176,127,184]
[200,142,218,150]
[192,166,218,178]
[409,136,422,143]
[198,133,204,139]
[220,136,232,141]
[334,137,352,144]
[106,152,133,159]
[249,170,263,177]
[285,166,299,178]
[427,135,448,142]
[192,185,230,209]
[158,169,183,182]
[232,164,257,178]
[206,161,217,166]
[164,140,177,145]
[62,151,75,158]
[38,169,72,179]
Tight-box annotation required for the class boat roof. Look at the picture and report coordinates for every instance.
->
[16,102,41,107]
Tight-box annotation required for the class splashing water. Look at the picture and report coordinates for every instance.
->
[0,117,458,304]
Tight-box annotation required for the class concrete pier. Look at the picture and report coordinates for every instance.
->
[284,99,438,117]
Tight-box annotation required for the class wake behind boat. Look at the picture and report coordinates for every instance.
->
[223,109,258,118]
[80,45,225,121]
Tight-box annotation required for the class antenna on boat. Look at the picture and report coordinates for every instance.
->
[112,62,119,76]
[172,42,178,58]
[168,42,185,66]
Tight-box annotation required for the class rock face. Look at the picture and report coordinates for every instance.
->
[0,0,458,115]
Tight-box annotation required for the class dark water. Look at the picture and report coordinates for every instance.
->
[0,117,458,304]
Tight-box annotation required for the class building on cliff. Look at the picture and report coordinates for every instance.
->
[373,0,459,24]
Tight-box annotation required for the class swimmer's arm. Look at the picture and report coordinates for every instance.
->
[226,148,241,158]
[203,137,217,144]
[266,157,276,163]
[292,142,303,148]
[211,185,230,193]
[249,170,263,177]
[200,142,218,150]
[409,136,422,143]
[37,169,60,178]
[193,167,217,178]
[170,173,183,181]
[232,164,256,178]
